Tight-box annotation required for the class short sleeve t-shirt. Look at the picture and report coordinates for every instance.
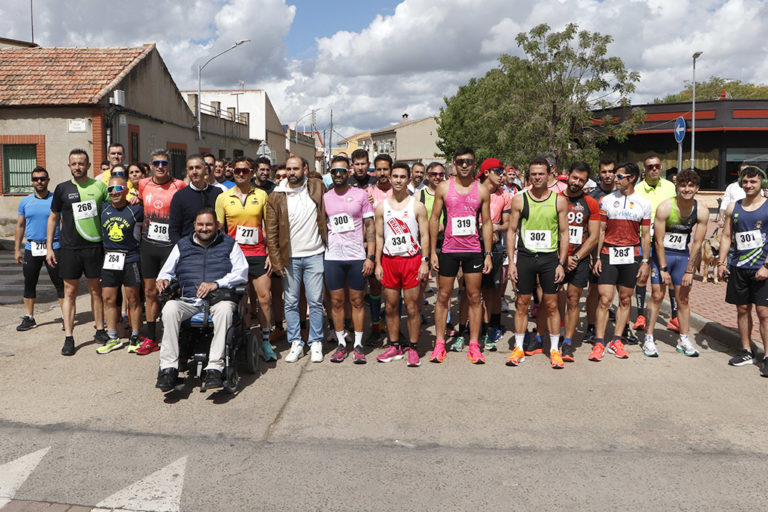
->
[562,193,599,256]
[214,186,269,257]
[100,203,144,263]
[323,186,374,261]
[367,185,393,209]
[599,190,652,257]
[50,178,108,249]
[138,177,186,247]
[19,192,60,250]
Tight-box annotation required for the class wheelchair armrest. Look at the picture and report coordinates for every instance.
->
[234,285,247,296]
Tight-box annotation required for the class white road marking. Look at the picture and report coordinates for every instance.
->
[91,456,187,512]
[0,447,51,507]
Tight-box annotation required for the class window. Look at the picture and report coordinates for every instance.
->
[168,148,187,180]
[2,144,37,194]
[233,149,244,158]
[130,132,139,162]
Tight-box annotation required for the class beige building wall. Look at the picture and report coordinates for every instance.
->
[394,117,439,163]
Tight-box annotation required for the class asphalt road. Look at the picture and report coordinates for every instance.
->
[0,289,766,511]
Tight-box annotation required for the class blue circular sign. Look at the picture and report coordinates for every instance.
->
[674,116,686,143]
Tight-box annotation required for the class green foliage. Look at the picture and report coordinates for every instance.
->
[654,76,768,103]
[437,23,643,170]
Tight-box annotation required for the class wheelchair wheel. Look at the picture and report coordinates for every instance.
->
[244,330,260,375]
[224,365,239,394]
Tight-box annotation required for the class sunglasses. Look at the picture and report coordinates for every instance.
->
[455,158,474,167]
[429,172,445,178]
[330,167,348,176]
[488,167,505,175]
[645,163,661,170]
[232,168,252,175]
[615,173,631,181]
[31,176,48,182]
[275,174,287,180]
[151,160,170,167]
[111,171,126,177]
[107,185,126,193]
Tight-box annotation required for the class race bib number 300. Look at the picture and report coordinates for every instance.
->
[73,200,97,221]
[451,216,475,236]
[147,222,170,243]
[236,225,259,245]
[609,246,634,265]
[524,230,551,250]
[736,230,762,251]
[330,214,355,234]
[663,232,687,251]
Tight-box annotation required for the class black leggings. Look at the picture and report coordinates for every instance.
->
[23,249,64,299]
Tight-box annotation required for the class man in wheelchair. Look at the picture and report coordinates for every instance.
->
[154,207,248,391]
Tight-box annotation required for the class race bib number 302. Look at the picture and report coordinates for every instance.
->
[609,246,634,265]
[735,229,762,251]
[524,230,551,250]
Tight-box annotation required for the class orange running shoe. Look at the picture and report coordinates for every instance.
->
[588,343,604,362]
[633,315,647,331]
[505,347,525,366]
[429,342,447,363]
[667,317,680,333]
[550,350,564,369]
[607,339,629,359]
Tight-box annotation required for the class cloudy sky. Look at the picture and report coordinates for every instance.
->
[2,0,767,144]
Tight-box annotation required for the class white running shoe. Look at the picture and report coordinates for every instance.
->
[676,338,700,357]
[285,340,304,363]
[310,341,323,362]
[642,339,658,357]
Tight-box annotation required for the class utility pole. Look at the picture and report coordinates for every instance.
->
[328,109,333,164]
[30,0,34,43]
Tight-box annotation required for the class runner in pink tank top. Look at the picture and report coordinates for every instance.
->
[442,178,482,253]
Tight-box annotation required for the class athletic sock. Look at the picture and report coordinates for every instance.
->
[336,331,346,347]
[563,337,572,346]
[611,336,622,344]
[645,334,654,344]
[107,329,117,339]
[354,331,363,348]
[369,294,382,323]
[391,341,400,348]
[679,333,690,344]
[549,334,559,352]
[594,338,604,347]
[535,334,543,345]
[669,287,678,318]
[635,285,646,317]
[145,321,157,339]
[131,330,139,337]
[409,342,417,350]
[514,333,524,349]
[490,313,501,329]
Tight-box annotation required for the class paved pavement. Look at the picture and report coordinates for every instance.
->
[0,267,765,511]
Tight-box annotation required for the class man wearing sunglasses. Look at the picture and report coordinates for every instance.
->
[47,149,110,356]
[169,154,222,244]
[419,162,448,328]
[135,149,186,355]
[215,156,275,361]
[14,166,64,332]
[97,177,144,354]
[633,155,677,337]
[322,155,375,363]
[589,162,651,362]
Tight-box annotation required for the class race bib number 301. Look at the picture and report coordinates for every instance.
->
[330,213,355,234]
[609,246,634,265]
[73,200,97,221]
[236,225,259,245]
[451,216,475,236]
[735,229,762,251]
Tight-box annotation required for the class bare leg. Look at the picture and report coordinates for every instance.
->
[62,279,79,337]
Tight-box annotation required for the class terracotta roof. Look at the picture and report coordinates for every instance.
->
[0,44,153,106]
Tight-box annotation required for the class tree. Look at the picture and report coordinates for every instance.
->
[654,76,768,103]
[437,23,644,168]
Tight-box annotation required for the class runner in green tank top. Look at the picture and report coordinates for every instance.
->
[518,189,559,253]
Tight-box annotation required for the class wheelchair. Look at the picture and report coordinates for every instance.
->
[159,282,260,393]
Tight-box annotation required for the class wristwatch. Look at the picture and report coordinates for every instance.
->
[641,258,650,263]
[573,254,580,262]
[660,266,669,272]
[558,261,566,267]
[367,254,375,261]
[422,256,429,262]
[483,251,492,257]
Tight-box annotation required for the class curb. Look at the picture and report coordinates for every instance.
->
[656,294,745,351]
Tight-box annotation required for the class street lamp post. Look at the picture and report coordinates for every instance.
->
[197,39,250,140]
[691,51,703,170]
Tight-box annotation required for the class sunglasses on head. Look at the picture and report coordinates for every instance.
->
[151,160,170,167]
[455,158,474,167]
[330,167,348,176]
[232,168,252,175]
[31,176,48,182]
[107,185,126,193]
[645,163,661,170]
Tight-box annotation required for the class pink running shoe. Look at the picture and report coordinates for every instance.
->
[407,347,421,367]
[429,342,447,363]
[377,345,403,363]
[467,344,485,364]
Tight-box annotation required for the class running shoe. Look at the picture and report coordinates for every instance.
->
[449,336,465,352]
[61,337,75,356]
[676,338,700,357]
[588,343,605,362]
[135,337,159,355]
[467,344,485,364]
[529,303,539,318]
[429,343,447,363]
[261,340,278,361]
[561,343,575,362]
[121,314,130,329]
[623,326,639,345]
[728,350,753,367]
[96,338,124,354]
[407,348,421,367]
[633,315,647,331]
[582,326,596,344]
[608,306,616,322]
[505,347,525,366]
[127,335,141,353]
[94,329,109,343]
[550,349,564,369]
[524,336,543,356]
[484,327,501,352]
[377,345,403,362]
[667,317,680,333]
[607,339,629,359]
[16,316,36,331]
[445,324,457,338]
[353,347,367,364]
[330,345,348,363]
[761,358,768,378]
[642,339,659,357]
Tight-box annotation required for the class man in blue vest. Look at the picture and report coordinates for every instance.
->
[154,207,248,391]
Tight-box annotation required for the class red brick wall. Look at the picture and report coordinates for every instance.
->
[0,135,46,195]
[91,107,105,167]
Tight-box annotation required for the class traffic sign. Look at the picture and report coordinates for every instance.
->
[674,116,686,143]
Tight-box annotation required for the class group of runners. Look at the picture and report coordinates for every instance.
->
[13,142,768,378]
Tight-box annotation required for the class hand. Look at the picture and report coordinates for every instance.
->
[128,194,140,206]
[362,258,374,277]
[482,254,493,274]
[554,264,565,284]
[592,258,602,276]
[156,279,169,293]
[756,266,768,281]
[264,257,272,276]
[508,263,518,283]
[418,261,430,282]
[681,271,693,287]
[374,263,383,282]
[567,255,579,272]
[492,231,499,244]
[196,282,218,298]
[46,249,57,267]
[717,219,724,229]
[430,252,440,272]
[660,270,672,286]
[636,262,650,283]
[14,250,22,265]
[272,267,285,278]
[718,265,730,281]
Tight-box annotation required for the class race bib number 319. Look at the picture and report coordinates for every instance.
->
[451,216,475,236]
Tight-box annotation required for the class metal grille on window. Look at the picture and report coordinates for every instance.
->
[2,144,36,194]
[169,148,187,180]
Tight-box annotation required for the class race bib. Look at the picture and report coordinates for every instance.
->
[524,230,551,250]
[663,232,687,251]
[609,246,634,265]
[736,229,762,251]
[30,241,46,257]
[329,213,355,234]
[451,216,475,236]
[147,221,170,243]
[72,200,97,221]
[103,251,125,271]
[568,226,583,245]
[387,234,409,255]
[236,225,258,245]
